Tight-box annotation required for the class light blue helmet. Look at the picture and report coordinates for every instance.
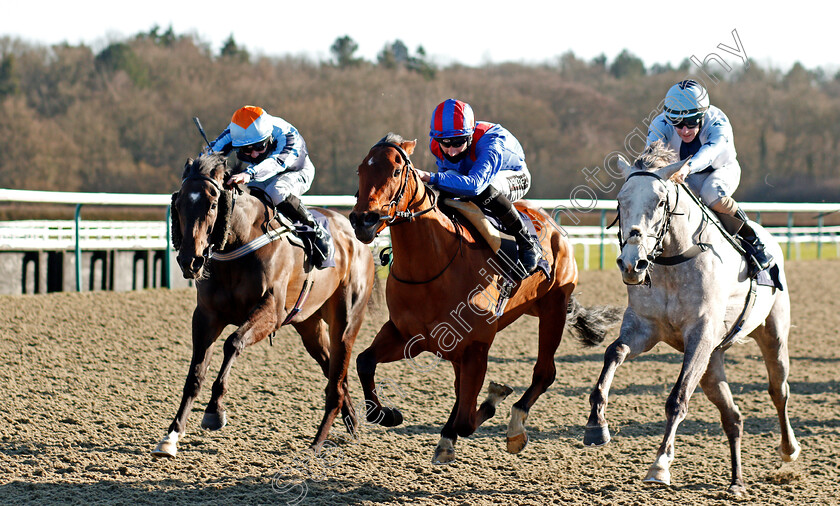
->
[663,80,709,125]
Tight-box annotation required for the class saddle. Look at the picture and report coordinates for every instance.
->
[440,198,550,281]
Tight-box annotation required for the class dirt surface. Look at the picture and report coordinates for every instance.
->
[1,260,839,505]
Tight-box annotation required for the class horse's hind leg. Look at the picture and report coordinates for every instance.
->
[298,290,368,452]
[699,350,746,496]
[753,291,800,462]
[507,287,570,454]
[152,311,224,458]
[435,341,508,464]
[203,291,278,431]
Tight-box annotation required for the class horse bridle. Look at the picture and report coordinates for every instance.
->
[179,172,236,259]
[370,141,463,284]
[373,141,437,225]
[616,171,681,264]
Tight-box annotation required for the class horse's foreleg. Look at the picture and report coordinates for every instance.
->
[585,313,654,447]
[753,293,800,463]
[700,350,746,496]
[644,327,715,487]
[152,311,223,458]
[356,320,413,428]
[202,291,278,431]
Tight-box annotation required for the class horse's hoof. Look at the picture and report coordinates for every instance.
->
[506,432,528,454]
[643,466,671,486]
[201,411,227,431]
[728,482,747,497]
[151,432,179,458]
[432,445,455,464]
[376,407,403,427]
[583,424,610,446]
[778,442,801,462]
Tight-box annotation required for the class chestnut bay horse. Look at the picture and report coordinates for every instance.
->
[349,134,621,463]
[152,152,375,458]
[584,142,800,496]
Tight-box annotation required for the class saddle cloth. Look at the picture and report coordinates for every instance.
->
[286,209,337,269]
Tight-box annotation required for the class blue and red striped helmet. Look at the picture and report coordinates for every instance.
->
[429,99,475,139]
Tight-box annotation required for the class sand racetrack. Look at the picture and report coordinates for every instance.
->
[1,260,839,505]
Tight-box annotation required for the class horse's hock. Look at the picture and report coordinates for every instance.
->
[0,248,191,294]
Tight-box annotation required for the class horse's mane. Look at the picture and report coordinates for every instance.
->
[378,132,407,145]
[635,140,678,170]
[182,152,228,179]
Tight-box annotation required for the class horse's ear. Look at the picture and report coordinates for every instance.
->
[654,158,690,181]
[402,139,417,156]
[617,154,636,180]
[181,158,194,179]
[170,192,182,251]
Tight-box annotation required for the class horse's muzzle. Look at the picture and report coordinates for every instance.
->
[616,246,649,285]
[176,253,205,279]
[349,211,381,244]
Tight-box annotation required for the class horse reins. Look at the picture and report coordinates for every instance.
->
[371,141,463,284]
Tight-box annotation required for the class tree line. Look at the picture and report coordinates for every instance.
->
[1,27,838,205]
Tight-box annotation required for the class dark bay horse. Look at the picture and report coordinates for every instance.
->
[152,153,375,458]
[584,142,800,495]
[349,135,619,463]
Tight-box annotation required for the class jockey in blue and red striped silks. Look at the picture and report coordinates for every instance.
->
[417,98,541,279]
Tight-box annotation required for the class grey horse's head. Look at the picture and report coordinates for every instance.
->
[614,141,689,285]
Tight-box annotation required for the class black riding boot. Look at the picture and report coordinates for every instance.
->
[478,187,541,278]
[276,195,333,269]
[715,208,773,274]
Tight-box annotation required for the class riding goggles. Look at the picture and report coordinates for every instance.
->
[436,136,469,148]
[666,115,702,129]
[238,138,270,154]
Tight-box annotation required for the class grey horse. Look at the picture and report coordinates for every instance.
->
[584,141,800,496]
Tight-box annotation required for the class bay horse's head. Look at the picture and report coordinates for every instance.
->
[615,141,688,285]
[170,153,234,279]
[349,133,420,243]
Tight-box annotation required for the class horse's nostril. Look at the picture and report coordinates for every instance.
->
[636,259,649,271]
[363,212,380,227]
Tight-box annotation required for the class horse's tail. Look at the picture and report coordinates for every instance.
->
[565,296,624,347]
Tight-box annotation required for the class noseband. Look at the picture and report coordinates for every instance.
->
[372,141,436,224]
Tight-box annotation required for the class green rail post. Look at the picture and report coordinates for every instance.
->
[165,205,173,288]
[74,204,83,292]
[817,214,824,259]
[786,212,793,259]
[599,210,606,270]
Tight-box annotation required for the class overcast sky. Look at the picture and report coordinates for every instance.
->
[1,1,832,72]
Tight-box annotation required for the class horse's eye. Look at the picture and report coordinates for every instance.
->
[657,200,665,208]
[210,202,218,210]
[393,169,402,177]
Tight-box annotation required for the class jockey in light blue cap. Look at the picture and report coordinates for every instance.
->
[207,105,332,269]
